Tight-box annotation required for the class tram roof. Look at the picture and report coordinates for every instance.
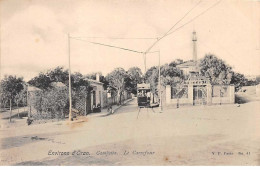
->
[137,83,150,90]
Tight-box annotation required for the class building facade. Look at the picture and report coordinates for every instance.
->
[163,75,235,107]
[162,31,235,107]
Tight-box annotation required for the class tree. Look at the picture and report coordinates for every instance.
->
[28,67,69,90]
[160,64,184,86]
[126,67,143,94]
[28,68,93,119]
[71,72,90,91]
[106,68,128,105]
[0,85,9,110]
[169,59,184,67]
[144,63,184,95]
[230,72,247,92]
[0,75,24,122]
[146,67,159,94]
[31,88,69,119]
[256,75,260,85]
[28,72,52,90]
[14,86,27,118]
[47,66,69,84]
[144,66,158,94]
[199,54,233,85]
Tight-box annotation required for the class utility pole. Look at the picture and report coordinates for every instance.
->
[146,50,163,112]
[143,53,146,73]
[158,50,162,112]
[68,34,73,121]
[27,84,30,118]
[0,20,1,82]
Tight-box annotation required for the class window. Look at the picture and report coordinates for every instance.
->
[171,86,188,99]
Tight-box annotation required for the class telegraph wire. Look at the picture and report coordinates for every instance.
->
[70,0,222,61]
[71,36,158,40]
[164,0,222,37]
[70,37,143,54]
[145,0,202,53]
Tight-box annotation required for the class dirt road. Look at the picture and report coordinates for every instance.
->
[0,99,259,165]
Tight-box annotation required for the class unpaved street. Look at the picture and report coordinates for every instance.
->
[0,99,259,165]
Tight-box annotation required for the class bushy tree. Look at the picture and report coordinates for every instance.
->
[106,68,128,104]
[0,75,24,122]
[126,67,143,94]
[169,59,184,67]
[255,75,260,85]
[28,67,91,90]
[160,64,184,86]
[200,54,233,85]
[230,72,247,92]
[47,66,69,84]
[199,54,249,92]
[71,72,90,91]
[144,63,184,95]
[28,73,52,90]
[28,67,69,90]
[0,86,9,109]
[31,88,68,119]
[28,68,92,119]
[145,67,159,94]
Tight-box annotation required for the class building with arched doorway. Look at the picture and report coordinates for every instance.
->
[162,31,235,107]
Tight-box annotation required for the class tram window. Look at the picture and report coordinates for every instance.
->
[137,90,150,97]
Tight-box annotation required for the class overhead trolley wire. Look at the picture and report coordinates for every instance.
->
[70,0,221,57]
[71,36,158,40]
[164,0,222,37]
[70,37,143,54]
[145,0,202,53]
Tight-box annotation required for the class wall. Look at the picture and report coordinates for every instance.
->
[164,84,235,106]
[91,83,104,108]
[102,90,132,108]
[164,85,191,106]
[211,85,235,104]
[256,85,260,97]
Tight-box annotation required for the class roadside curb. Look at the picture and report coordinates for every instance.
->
[108,98,134,116]
[85,98,134,118]
[66,98,134,124]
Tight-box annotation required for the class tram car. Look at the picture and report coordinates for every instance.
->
[137,83,151,108]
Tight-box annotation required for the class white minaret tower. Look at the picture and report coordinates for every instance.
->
[192,31,198,73]
[192,31,197,63]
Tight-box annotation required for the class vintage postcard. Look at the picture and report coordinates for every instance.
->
[0,0,259,166]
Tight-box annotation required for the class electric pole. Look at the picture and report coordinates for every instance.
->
[143,53,146,73]
[68,34,73,121]
[158,50,162,112]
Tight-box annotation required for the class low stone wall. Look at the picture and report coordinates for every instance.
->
[166,98,190,104]
[164,84,235,106]
[256,85,260,97]
[212,97,233,104]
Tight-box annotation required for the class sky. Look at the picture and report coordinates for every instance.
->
[1,0,259,81]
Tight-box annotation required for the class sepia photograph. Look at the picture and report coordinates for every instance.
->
[0,0,259,166]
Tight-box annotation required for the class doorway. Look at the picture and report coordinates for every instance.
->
[193,85,207,105]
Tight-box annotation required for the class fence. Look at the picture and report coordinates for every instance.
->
[28,87,132,120]
[0,92,28,120]
[102,90,132,108]
[163,85,190,107]
[170,85,188,99]
[28,87,90,120]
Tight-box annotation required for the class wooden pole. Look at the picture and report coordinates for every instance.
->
[85,95,87,116]
[27,84,31,118]
[143,53,146,73]
[9,99,12,122]
[158,50,162,112]
[68,34,73,121]
[17,101,20,118]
